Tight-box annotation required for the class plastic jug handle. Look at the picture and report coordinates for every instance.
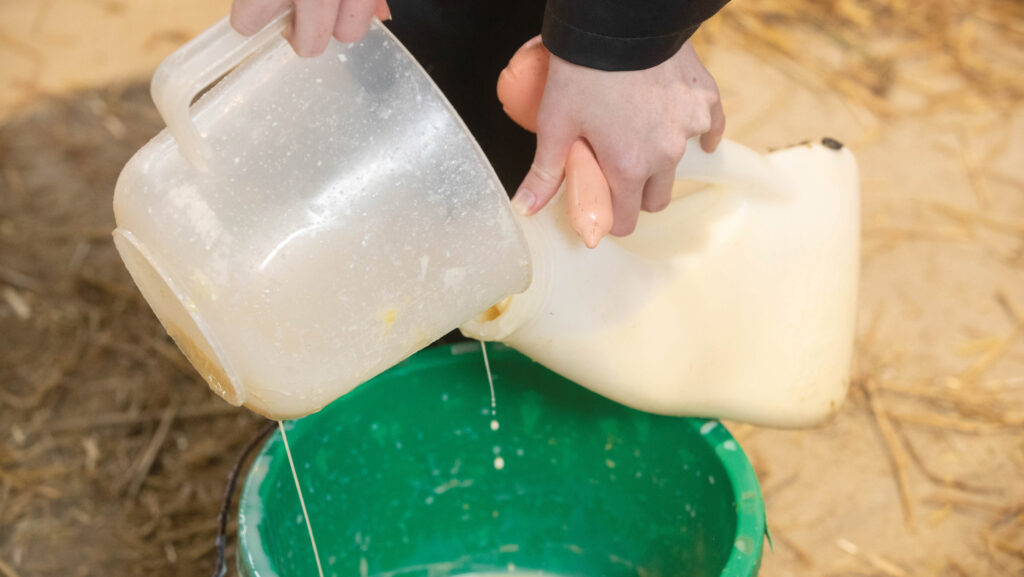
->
[150,12,291,170]
[674,137,784,195]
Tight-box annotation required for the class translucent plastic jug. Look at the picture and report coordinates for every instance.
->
[113,16,531,419]
[462,138,860,428]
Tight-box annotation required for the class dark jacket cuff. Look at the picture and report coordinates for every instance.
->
[541,6,698,71]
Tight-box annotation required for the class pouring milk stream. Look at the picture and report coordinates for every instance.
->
[113,16,859,428]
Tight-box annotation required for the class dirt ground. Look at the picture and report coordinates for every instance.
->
[2,1,1023,577]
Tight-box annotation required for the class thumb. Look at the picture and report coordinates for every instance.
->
[512,123,574,216]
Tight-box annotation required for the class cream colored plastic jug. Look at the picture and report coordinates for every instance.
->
[461,138,860,428]
[113,16,531,419]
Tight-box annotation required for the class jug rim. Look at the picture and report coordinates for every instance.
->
[112,229,247,408]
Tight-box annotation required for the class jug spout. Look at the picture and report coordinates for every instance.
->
[462,138,860,428]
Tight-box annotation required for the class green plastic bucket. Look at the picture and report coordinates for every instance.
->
[238,343,766,577]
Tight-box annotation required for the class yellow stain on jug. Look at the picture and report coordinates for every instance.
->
[378,307,399,340]
[477,295,514,323]
[165,323,240,406]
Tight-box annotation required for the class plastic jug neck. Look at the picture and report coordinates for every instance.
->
[462,210,556,341]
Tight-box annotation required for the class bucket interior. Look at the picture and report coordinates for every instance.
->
[238,343,764,577]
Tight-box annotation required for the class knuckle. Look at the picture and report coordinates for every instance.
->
[607,149,646,182]
[692,108,713,134]
[528,163,562,186]
[616,162,647,184]
[661,132,688,161]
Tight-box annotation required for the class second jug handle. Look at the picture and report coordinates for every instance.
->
[674,138,785,196]
[150,11,292,171]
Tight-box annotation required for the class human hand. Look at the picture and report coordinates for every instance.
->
[497,37,612,248]
[230,0,391,58]
[511,40,725,237]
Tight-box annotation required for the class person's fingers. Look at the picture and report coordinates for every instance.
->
[607,173,645,236]
[496,36,549,133]
[290,0,341,57]
[589,141,648,236]
[333,0,377,43]
[640,167,676,213]
[511,120,575,216]
[700,90,726,153]
[230,0,291,36]
[374,0,391,21]
[591,153,644,237]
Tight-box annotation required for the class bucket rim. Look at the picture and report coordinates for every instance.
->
[237,343,766,577]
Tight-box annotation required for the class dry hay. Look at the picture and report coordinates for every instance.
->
[0,83,266,575]
[710,0,1024,119]
[840,283,1024,574]
[709,5,1024,575]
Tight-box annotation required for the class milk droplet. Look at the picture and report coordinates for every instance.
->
[493,456,505,470]
[490,419,500,431]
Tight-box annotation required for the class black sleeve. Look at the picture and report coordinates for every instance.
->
[542,0,730,71]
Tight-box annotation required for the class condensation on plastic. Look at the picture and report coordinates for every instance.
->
[113,17,532,419]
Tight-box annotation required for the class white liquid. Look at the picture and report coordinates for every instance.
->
[481,340,500,433]
[278,420,325,577]
[480,341,505,471]
[480,340,496,417]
